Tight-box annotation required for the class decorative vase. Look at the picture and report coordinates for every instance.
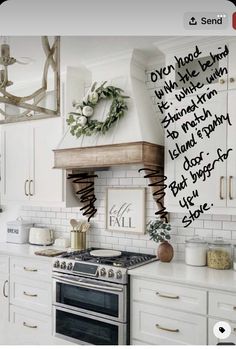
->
[157,241,174,262]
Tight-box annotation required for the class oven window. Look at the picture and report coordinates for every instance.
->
[56,309,119,345]
[56,282,119,317]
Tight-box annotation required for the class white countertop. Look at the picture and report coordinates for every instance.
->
[128,260,236,293]
[0,242,63,261]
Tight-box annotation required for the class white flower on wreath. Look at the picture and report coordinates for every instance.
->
[82,105,94,117]
[89,92,98,105]
[78,116,87,127]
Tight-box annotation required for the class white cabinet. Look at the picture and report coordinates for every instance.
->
[208,318,236,345]
[130,274,236,345]
[164,38,236,215]
[165,91,228,212]
[132,302,206,345]
[1,118,63,206]
[0,256,9,345]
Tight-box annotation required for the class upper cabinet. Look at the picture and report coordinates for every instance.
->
[163,38,236,215]
[164,39,235,99]
[1,119,65,206]
[0,67,85,207]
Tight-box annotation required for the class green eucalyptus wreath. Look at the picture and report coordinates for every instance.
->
[67,81,129,138]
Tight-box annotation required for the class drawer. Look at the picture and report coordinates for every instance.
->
[131,278,207,315]
[0,255,9,274]
[131,339,152,345]
[10,256,51,282]
[131,302,207,345]
[10,276,52,315]
[10,305,52,345]
[208,318,236,345]
[209,291,236,321]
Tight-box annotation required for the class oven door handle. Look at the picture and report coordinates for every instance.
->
[53,275,124,292]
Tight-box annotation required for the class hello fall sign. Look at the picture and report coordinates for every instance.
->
[106,187,145,234]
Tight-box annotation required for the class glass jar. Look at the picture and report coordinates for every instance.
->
[207,238,232,270]
[185,236,208,266]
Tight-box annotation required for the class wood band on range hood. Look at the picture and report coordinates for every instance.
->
[53,141,164,170]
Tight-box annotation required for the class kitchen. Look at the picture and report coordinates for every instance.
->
[0,35,236,346]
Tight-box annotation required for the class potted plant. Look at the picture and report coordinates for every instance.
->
[147,219,173,262]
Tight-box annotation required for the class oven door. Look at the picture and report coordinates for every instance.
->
[53,273,126,323]
[53,306,127,345]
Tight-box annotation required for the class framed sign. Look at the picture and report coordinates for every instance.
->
[106,187,146,234]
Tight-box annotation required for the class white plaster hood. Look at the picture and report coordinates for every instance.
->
[54,50,164,170]
[58,49,164,149]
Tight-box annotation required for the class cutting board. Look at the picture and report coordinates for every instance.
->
[34,249,65,257]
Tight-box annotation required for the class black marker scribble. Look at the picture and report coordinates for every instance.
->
[67,172,98,221]
[0,0,8,5]
[139,168,168,223]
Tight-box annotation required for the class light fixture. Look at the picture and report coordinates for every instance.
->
[0,36,60,123]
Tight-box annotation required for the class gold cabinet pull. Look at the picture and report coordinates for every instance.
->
[220,176,224,200]
[234,328,236,332]
[219,79,225,84]
[29,179,34,196]
[3,280,8,298]
[156,324,179,333]
[233,306,236,311]
[23,291,38,297]
[156,292,179,299]
[23,267,38,272]
[229,176,233,200]
[230,77,235,83]
[23,322,38,329]
[24,180,29,196]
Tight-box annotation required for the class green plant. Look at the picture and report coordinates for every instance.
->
[147,219,171,243]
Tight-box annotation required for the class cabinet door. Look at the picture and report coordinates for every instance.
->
[208,318,236,345]
[165,91,228,212]
[228,41,236,90]
[227,90,236,207]
[1,123,30,203]
[30,118,63,204]
[0,276,9,344]
[165,41,229,100]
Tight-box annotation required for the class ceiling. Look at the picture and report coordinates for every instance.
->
[3,36,164,85]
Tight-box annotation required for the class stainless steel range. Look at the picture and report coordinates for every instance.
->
[52,247,157,345]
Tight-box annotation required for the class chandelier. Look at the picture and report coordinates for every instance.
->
[0,36,60,123]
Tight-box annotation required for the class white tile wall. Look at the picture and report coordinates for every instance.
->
[18,68,236,261]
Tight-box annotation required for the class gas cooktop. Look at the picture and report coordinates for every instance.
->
[58,247,156,268]
[53,248,157,284]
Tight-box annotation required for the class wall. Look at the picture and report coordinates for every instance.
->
[1,66,235,260]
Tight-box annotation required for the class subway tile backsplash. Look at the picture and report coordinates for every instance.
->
[17,68,236,260]
[20,167,236,261]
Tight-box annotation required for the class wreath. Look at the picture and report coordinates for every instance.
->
[67,81,129,138]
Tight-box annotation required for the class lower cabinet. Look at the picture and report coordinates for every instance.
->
[2,255,72,345]
[208,318,236,345]
[131,302,206,345]
[130,276,236,345]
[0,256,9,345]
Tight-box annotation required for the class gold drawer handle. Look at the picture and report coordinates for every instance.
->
[23,322,38,329]
[219,79,225,84]
[230,77,235,83]
[229,176,233,200]
[156,324,179,333]
[23,291,38,297]
[233,306,236,311]
[156,292,179,300]
[23,267,38,272]
[220,176,224,200]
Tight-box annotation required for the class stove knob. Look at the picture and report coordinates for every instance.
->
[67,262,73,271]
[116,270,122,279]
[53,260,60,268]
[100,268,106,277]
[108,269,114,278]
[61,261,66,269]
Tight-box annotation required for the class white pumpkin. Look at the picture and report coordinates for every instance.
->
[82,105,94,117]
[78,116,87,127]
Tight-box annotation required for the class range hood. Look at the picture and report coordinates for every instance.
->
[54,49,164,170]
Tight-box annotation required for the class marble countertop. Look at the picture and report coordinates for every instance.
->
[0,242,64,261]
[128,260,236,293]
